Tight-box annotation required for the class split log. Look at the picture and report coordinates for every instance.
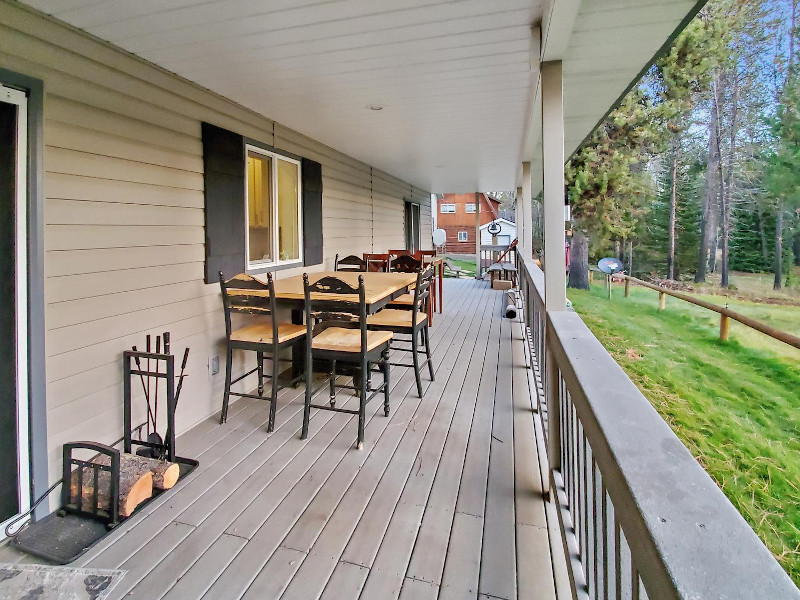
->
[93,453,181,491]
[70,460,152,518]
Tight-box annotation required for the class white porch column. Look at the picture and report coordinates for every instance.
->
[521,162,532,260]
[541,61,566,311]
[515,185,524,257]
[474,192,481,279]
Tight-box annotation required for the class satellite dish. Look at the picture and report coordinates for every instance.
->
[432,228,447,247]
[597,257,624,275]
[487,221,501,235]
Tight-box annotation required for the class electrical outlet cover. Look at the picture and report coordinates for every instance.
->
[210,355,220,376]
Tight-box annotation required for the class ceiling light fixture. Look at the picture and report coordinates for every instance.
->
[368,104,384,111]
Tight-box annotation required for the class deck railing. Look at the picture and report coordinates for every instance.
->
[517,256,800,600]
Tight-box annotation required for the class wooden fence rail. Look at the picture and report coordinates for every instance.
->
[617,274,800,350]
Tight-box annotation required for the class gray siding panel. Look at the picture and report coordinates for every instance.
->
[0,1,431,495]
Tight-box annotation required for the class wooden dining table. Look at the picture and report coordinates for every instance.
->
[262,271,417,379]
[270,271,416,311]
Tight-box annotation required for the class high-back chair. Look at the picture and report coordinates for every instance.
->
[219,272,305,432]
[367,265,435,398]
[364,253,391,272]
[302,274,392,449]
[390,254,422,273]
[334,254,366,272]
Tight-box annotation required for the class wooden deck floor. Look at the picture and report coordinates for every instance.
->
[2,278,559,600]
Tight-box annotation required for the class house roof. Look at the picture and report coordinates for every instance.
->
[479,218,516,230]
[21,0,704,193]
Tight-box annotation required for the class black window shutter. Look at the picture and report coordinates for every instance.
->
[202,122,245,283]
[302,158,323,266]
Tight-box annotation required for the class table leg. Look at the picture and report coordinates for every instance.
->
[291,308,304,381]
[437,262,443,313]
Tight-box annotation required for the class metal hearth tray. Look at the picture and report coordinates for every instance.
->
[12,458,197,565]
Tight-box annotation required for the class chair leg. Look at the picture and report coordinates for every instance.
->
[412,328,423,398]
[382,348,390,417]
[357,360,368,450]
[257,351,264,396]
[221,346,233,424]
[302,354,312,440]
[424,325,435,381]
[268,354,279,433]
[329,360,337,407]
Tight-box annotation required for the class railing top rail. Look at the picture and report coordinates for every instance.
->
[546,310,800,599]
[621,274,800,351]
[519,255,545,299]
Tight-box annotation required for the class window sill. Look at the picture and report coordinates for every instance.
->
[247,259,304,275]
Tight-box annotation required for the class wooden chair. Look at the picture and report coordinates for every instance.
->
[390,254,422,273]
[363,253,391,272]
[219,272,305,432]
[367,266,435,398]
[302,274,392,449]
[334,253,366,272]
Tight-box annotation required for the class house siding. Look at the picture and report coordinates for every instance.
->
[0,2,431,492]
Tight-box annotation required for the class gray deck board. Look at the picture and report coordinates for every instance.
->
[479,316,518,600]
[6,279,558,600]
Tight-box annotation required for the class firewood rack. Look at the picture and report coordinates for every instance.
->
[7,336,198,564]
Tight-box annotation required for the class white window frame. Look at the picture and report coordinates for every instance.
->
[440,203,456,213]
[244,144,303,270]
[457,231,468,242]
[0,84,30,533]
[464,203,476,213]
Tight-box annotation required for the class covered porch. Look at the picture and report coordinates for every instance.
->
[2,278,560,600]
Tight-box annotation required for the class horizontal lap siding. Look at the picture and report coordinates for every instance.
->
[1,3,431,493]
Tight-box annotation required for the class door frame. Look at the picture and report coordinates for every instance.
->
[0,70,47,523]
[0,84,30,528]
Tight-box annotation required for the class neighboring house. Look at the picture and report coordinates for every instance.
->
[438,193,510,253]
[480,218,516,248]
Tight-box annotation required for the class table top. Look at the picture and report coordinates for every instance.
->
[268,271,416,304]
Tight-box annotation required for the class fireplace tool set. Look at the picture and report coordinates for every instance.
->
[7,333,198,564]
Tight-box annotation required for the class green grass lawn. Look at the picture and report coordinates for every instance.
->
[569,283,800,584]
[444,257,476,278]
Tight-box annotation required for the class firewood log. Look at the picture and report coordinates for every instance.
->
[93,453,181,490]
[70,460,152,518]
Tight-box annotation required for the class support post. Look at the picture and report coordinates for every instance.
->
[474,192,481,279]
[720,314,730,341]
[624,277,630,297]
[659,292,666,311]
[542,61,566,312]
[515,185,524,260]
[521,162,533,261]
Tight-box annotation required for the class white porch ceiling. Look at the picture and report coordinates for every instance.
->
[24,0,701,193]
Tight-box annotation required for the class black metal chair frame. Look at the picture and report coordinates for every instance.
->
[368,265,435,398]
[302,274,391,449]
[334,253,367,272]
[219,271,305,432]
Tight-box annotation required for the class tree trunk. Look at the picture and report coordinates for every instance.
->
[568,230,590,290]
[793,230,800,266]
[774,203,784,290]
[757,205,770,266]
[70,456,153,518]
[667,154,678,280]
[627,240,633,275]
[696,93,722,282]
[719,64,739,289]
